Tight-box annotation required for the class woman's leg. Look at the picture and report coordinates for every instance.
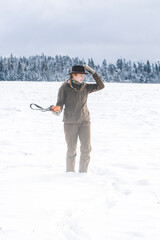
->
[64,123,79,172]
[79,121,91,173]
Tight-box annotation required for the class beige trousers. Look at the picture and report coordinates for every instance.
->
[64,121,91,173]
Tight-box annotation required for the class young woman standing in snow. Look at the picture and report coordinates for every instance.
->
[52,64,105,173]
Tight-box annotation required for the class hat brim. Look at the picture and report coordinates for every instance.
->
[67,71,88,75]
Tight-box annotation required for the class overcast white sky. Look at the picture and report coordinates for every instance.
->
[0,0,160,64]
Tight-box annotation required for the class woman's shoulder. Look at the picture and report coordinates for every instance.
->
[58,81,70,91]
[62,81,70,88]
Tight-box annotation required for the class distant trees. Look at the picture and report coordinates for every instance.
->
[0,54,160,83]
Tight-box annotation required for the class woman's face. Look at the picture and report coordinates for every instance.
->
[72,73,85,84]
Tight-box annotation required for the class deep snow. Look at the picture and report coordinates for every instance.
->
[0,81,160,240]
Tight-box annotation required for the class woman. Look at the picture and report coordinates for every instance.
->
[52,64,105,173]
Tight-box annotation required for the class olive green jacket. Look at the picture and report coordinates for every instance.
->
[56,72,105,123]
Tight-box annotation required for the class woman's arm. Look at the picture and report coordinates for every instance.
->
[84,64,105,93]
[55,84,65,110]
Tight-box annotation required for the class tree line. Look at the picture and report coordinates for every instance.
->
[0,54,160,83]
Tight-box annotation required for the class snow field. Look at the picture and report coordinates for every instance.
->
[0,82,160,240]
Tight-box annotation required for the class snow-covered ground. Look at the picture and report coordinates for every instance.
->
[0,81,160,240]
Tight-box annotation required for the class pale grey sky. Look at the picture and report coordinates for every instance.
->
[0,0,160,64]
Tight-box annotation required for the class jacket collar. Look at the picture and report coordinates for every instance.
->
[66,82,86,91]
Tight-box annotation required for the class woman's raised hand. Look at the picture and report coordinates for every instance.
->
[84,64,95,75]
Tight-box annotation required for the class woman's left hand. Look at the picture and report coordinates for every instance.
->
[84,64,95,75]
